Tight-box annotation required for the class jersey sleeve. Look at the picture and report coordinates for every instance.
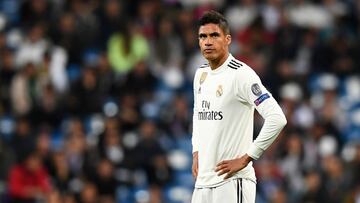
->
[235,67,287,160]
[192,70,200,153]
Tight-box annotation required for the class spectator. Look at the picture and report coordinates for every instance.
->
[279,131,304,202]
[10,118,34,160]
[98,121,125,165]
[301,170,327,202]
[160,94,191,138]
[118,93,142,132]
[149,15,183,79]
[10,63,36,116]
[0,48,16,112]
[67,0,99,51]
[97,0,124,49]
[50,12,83,64]
[120,61,157,100]
[91,159,118,202]
[67,68,103,116]
[107,21,150,74]
[15,23,49,68]
[8,151,51,203]
[134,120,172,203]
[225,0,258,32]
[49,150,74,195]
[19,0,51,29]
[63,118,92,176]
[96,53,117,98]
[322,155,348,203]
[0,138,15,185]
[30,84,63,129]
[79,182,99,203]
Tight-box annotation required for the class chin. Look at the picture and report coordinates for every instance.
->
[203,53,217,61]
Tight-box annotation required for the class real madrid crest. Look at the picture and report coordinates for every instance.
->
[216,85,223,97]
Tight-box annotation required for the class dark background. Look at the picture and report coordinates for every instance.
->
[0,0,359,202]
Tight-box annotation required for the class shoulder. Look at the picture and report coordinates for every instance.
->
[194,63,209,76]
[10,165,24,176]
[227,58,244,70]
[230,59,260,82]
[199,63,209,69]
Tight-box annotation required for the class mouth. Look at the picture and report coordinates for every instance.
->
[204,48,214,53]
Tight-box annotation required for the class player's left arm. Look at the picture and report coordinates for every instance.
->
[216,67,287,179]
[244,71,287,161]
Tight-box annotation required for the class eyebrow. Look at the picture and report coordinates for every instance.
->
[210,32,220,37]
[199,33,207,38]
[198,32,221,38]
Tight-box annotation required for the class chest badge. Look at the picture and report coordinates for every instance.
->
[216,85,223,97]
[200,72,208,85]
[198,72,208,94]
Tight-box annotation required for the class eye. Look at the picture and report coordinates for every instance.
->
[210,33,220,38]
[199,34,207,39]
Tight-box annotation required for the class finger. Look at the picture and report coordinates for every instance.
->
[217,168,230,176]
[224,171,234,179]
[216,160,228,167]
[192,171,197,180]
[215,164,228,172]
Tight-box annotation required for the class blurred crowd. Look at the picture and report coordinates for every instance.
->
[0,0,359,203]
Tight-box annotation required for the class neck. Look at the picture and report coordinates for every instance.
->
[209,52,229,70]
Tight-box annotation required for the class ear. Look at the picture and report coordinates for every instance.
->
[226,34,231,45]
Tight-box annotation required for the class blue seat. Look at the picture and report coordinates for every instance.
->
[82,48,100,66]
[0,115,15,142]
[116,186,133,203]
[67,64,82,82]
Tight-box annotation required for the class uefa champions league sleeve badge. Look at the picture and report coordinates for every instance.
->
[251,83,262,96]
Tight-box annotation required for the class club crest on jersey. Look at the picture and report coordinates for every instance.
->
[216,85,223,97]
[251,83,262,96]
[200,72,208,85]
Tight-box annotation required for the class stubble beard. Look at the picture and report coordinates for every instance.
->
[202,51,217,62]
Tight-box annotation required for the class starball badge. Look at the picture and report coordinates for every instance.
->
[216,85,223,97]
[200,72,208,85]
[198,72,208,94]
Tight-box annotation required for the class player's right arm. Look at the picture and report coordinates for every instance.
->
[192,151,198,179]
[192,70,200,179]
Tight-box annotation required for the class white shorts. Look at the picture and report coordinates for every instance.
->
[191,178,256,203]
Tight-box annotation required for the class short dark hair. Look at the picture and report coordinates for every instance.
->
[199,10,230,35]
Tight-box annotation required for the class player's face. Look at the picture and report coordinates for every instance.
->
[198,23,231,61]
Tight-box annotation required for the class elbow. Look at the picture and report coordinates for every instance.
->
[269,112,287,129]
[279,114,287,128]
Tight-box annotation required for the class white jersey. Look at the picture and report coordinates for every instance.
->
[192,54,286,188]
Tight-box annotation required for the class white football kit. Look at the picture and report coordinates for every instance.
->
[191,54,287,203]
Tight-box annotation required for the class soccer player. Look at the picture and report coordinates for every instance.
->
[191,11,287,203]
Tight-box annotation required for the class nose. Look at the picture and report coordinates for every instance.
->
[204,37,212,46]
